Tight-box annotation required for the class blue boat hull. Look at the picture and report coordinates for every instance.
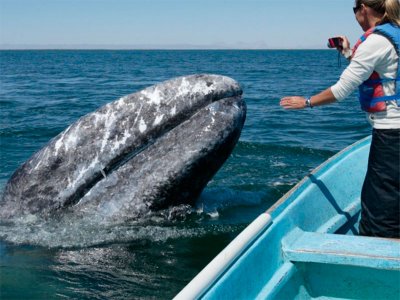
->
[175,136,400,299]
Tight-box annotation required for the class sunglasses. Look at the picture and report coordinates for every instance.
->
[353,5,361,14]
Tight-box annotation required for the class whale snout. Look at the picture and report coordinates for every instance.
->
[1,74,246,222]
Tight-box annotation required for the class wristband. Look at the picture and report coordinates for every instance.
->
[305,97,313,108]
[342,48,353,59]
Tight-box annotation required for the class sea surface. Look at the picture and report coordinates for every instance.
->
[0,50,370,299]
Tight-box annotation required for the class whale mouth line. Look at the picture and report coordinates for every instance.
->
[63,93,242,210]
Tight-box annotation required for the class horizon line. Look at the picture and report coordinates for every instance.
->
[0,43,326,51]
[0,47,327,51]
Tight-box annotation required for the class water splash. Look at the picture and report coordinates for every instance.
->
[0,186,266,248]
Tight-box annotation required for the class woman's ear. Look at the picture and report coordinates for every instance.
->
[360,3,367,14]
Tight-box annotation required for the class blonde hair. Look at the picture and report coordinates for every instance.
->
[356,0,400,26]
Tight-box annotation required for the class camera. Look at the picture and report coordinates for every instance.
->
[327,37,343,48]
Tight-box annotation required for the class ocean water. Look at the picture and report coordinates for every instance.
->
[0,50,370,299]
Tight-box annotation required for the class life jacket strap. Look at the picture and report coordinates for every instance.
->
[369,94,400,105]
[363,77,400,85]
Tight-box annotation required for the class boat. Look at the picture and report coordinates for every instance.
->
[174,136,400,300]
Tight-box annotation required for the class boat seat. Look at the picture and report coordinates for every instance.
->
[282,228,400,270]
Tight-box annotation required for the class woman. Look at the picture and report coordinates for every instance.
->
[280,0,400,238]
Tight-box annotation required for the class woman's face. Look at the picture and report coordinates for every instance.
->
[354,4,370,31]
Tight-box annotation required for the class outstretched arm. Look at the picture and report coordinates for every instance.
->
[280,35,353,110]
[280,87,337,110]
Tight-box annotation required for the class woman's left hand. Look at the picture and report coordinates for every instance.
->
[280,96,307,109]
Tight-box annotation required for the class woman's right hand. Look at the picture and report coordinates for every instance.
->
[339,36,351,51]
[339,36,352,58]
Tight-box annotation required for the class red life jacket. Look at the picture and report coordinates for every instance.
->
[352,24,400,113]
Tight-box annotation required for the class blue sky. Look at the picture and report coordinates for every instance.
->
[0,0,363,49]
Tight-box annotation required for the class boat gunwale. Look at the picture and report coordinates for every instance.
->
[174,136,373,300]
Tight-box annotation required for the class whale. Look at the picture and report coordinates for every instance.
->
[0,74,246,222]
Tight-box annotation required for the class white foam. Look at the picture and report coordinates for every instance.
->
[207,211,219,219]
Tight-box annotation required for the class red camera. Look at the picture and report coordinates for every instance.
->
[327,37,343,48]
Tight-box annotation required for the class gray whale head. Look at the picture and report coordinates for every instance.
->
[1,74,246,222]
